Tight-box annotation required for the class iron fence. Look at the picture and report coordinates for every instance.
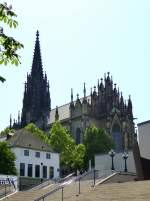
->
[0,178,16,198]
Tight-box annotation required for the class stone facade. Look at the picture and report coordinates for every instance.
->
[50,74,134,151]
[12,31,135,152]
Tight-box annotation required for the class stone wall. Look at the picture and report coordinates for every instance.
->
[95,150,136,173]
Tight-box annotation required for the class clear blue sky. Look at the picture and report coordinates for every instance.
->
[0,0,149,131]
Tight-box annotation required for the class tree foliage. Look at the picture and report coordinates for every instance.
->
[25,122,85,170]
[0,127,15,136]
[0,2,23,82]
[84,125,115,166]
[0,141,17,175]
[25,123,50,145]
[71,144,85,170]
[49,121,85,170]
[50,121,75,153]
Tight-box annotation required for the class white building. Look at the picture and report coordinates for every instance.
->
[138,120,150,160]
[7,129,60,179]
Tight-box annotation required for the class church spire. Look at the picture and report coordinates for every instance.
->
[83,82,86,99]
[21,31,50,129]
[9,114,12,129]
[71,88,73,102]
[55,106,59,121]
[31,30,43,78]
[127,95,133,119]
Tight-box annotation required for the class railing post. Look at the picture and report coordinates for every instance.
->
[5,182,6,197]
[93,169,96,186]
[19,177,21,191]
[62,187,64,201]
[78,178,81,194]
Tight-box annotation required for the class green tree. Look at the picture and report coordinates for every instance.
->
[25,122,85,171]
[49,121,75,166]
[50,121,85,170]
[71,144,85,170]
[0,2,23,82]
[25,123,50,145]
[50,121,75,152]
[0,141,17,175]
[0,127,15,136]
[84,125,115,167]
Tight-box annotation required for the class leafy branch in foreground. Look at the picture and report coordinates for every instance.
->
[0,2,24,83]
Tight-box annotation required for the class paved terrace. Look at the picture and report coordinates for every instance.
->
[77,180,150,201]
[2,177,150,201]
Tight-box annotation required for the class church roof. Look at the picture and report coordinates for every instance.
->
[7,129,54,152]
[49,95,91,124]
[49,104,70,124]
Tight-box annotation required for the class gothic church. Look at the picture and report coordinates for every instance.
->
[12,32,135,151]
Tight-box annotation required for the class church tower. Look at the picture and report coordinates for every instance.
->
[21,31,51,129]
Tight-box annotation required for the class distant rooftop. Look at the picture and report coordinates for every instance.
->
[138,120,150,126]
[7,129,54,152]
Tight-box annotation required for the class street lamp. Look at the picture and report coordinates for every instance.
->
[122,152,128,172]
[109,149,115,170]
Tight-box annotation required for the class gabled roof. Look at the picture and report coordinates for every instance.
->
[7,129,55,153]
[138,120,150,126]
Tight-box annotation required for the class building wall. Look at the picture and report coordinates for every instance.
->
[12,147,60,179]
[138,121,150,160]
[95,151,136,173]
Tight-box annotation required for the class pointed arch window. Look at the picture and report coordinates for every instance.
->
[76,128,81,144]
[112,124,122,151]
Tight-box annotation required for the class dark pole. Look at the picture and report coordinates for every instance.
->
[124,158,127,172]
[78,178,81,194]
[111,155,114,170]
[62,187,64,201]
[5,182,6,197]
[109,150,115,171]
[41,162,43,183]
[93,169,96,186]
[19,177,21,191]
[122,152,128,172]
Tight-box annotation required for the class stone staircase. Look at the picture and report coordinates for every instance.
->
[1,182,56,201]
[1,175,93,201]
[1,171,119,201]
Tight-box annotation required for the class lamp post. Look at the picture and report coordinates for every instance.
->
[109,149,115,170]
[122,152,128,172]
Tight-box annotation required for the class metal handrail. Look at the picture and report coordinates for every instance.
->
[74,170,93,182]
[34,172,75,201]
[27,179,53,191]
[34,170,96,201]
[34,185,62,201]
[58,172,75,183]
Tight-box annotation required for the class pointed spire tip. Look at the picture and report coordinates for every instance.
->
[36,30,39,38]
